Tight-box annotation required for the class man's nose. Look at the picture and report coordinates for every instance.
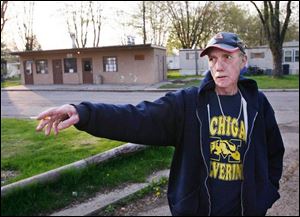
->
[215,59,225,70]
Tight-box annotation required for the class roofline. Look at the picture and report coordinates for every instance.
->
[10,44,166,56]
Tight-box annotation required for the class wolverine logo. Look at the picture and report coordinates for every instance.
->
[210,138,241,162]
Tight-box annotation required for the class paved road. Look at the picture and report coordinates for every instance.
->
[1,90,298,121]
[1,91,165,118]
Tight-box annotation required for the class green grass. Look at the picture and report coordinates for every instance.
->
[244,75,299,89]
[1,76,21,88]
[1,146,174,216]
[162,70,299,89]
[1,118,124,185]
[167,70,203,80]
[1,118,175,216]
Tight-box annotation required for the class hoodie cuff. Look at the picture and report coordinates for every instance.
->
[71,103,90,130]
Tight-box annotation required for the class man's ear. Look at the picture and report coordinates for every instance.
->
[240,55,247,69]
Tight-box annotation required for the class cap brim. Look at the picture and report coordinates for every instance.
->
[200,44,240,57]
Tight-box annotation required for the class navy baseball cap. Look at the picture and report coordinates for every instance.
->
[200,32,246,57]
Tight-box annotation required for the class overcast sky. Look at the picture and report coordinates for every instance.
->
[3,1,297,51]
[3,1,141,50]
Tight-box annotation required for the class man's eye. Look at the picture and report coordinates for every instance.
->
[225,55,233,59]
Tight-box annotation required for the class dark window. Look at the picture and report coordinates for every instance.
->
[284,50,292,62]
[83,60,92,71]
[64,58,77,73]
[36,60,48,74]
[186,53,195,60]
[250,52,265,59]
[295,50,299,62]
[25,60,33,74]
[103,56,117,72]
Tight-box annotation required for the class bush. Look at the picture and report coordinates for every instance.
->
[244,66,264,76]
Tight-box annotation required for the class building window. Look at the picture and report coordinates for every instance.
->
[103,56,117,72]
[250,52,265,59]
[83,60,92,71]
[36,60,48,74]
[64,58,77,73]
[284,50,292,62]
[25,60,33,74]
[186,53,196,60]
[295,50,299,62]
[134,54,145,60]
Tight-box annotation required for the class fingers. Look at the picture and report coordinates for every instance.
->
[36,107,57,120]
[36,119,50,131]
[57,114,79,131]
[35,104,79,136]
[45,119,54,136]
[53,120,60,136]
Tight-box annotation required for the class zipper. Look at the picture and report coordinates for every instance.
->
[240,111,258,216]
[196,109,211,216]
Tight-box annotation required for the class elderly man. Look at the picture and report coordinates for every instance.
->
[36,32,284,216]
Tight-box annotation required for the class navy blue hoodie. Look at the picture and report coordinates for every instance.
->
[73,72,284,216]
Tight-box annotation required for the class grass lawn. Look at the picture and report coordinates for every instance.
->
[162,70,299,89]
[1,76,21,88]
[1,118,174,216]
[1,146,174,216]
[245,75,299,89]
[1,118,124,185]
[167,70,203,80]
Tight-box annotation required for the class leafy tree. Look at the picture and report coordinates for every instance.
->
[251,1,292,77]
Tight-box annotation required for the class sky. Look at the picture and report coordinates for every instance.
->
[3,1,297,51]
[3,1,142,51]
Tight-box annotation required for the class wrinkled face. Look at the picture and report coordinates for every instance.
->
[208,48,247,90]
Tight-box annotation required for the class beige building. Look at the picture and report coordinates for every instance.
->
[11,44,167,85]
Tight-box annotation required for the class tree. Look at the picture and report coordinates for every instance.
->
[89,1,102,47]
[214,2,267,47]
[65,2,90,48]
[1,1,8,34]
[163,1,217,49]
[251,1,292,77]
[142,1,146,44]
[64,1,102,48]
[129,1,170,46]
[16,1,41,51]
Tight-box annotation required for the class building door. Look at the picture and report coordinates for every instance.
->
[157,55,164,81]
[23,60,33,84]
[82,58,93,84]
[52,59,63,84]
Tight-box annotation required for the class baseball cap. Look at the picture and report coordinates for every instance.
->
[200,32,246,57]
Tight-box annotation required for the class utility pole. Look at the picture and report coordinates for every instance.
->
[193,44,199,76]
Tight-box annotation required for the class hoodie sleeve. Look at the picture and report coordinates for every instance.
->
[262,94,285,190]
[72,90,185,147]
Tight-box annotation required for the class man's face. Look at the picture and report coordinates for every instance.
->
[207,48,247,90]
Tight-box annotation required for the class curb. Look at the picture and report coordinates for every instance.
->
[1,143,147,197]
[50,169,170,216]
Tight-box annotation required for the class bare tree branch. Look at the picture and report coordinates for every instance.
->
[1,1,8,34]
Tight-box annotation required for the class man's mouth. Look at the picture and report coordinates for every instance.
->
[216,75,227,79]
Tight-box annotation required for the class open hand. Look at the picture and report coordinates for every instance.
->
[35,104,79,136]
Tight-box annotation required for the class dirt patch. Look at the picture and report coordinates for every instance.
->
[1,170,19,185]
[97,185,168,216]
